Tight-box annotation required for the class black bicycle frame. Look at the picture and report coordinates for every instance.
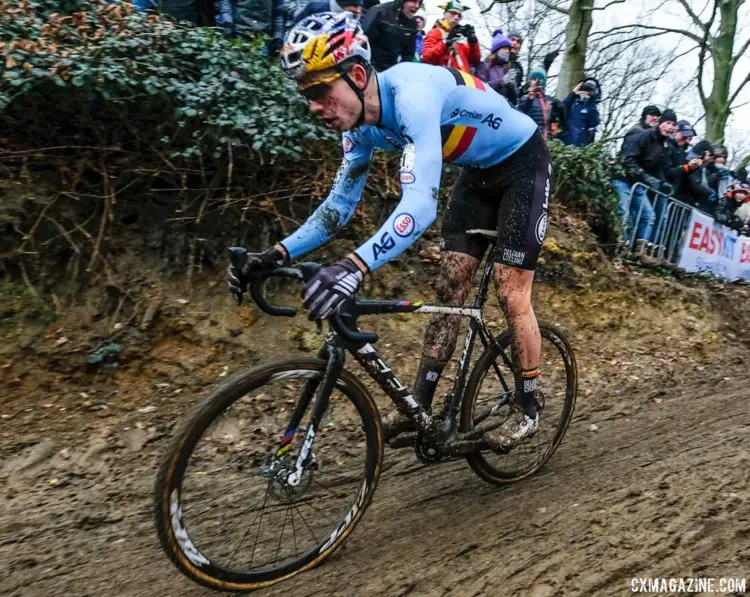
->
[337,252,515,440]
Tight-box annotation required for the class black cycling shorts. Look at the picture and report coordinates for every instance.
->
[440,130,552,270]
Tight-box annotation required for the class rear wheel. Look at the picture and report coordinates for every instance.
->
[154,357,383,592]
[460,323,577,484]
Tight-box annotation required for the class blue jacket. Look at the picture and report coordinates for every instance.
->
[560,91,599,146]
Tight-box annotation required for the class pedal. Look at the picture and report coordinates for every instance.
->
[387,432,417,450]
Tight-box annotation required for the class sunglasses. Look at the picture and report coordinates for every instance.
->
[300,82,333,104]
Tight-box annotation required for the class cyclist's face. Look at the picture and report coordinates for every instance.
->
[301,74,362,131]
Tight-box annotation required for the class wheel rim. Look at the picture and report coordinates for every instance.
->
[469,329,574,479]
[167,368,373,582]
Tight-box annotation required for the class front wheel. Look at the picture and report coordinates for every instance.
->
[154,357,383,592]
[460,322,578,484]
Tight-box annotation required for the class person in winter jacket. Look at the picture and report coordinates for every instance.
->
[294,0,363,23]
[663,120,715,208]
[361,0,420,71]
[559,79,600,146]
[422,1,480,73]
[507,30,524,90]
[623,105,661,144]
[611,109,677,243]
[727,185,750,234]
[414,14,426,58]
[161,0,215,25]
[473,30,518,103]
[518,67,565,139]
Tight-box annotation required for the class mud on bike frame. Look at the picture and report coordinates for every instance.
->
[230,237,515,463]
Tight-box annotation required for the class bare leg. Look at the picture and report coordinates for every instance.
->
[415,251,479,408]
[492,263,540,418]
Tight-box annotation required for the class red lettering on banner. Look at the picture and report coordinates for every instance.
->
[689,222,703,249]
[741,242,750,264]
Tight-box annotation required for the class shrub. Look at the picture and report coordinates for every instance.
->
[548,139,624,244]
[0,0,336,160]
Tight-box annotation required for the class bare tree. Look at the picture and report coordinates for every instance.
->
[589,0,750,143]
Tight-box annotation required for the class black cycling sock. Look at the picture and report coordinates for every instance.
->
[412,356,446,411]
[516,367,540,419]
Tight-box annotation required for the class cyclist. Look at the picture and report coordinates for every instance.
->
[228,13,552,448]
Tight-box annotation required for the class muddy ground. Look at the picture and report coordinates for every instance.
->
[2,223,750,597]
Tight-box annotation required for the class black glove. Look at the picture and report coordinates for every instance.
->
[446,26,461,44]
[227,245,288,299]
[267,37,283,57]
[641,174,661,191]
[462,24,477,44]
[302,257,364,320]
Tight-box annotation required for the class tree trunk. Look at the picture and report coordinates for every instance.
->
[555,0,593,99]
[704,0,740,144]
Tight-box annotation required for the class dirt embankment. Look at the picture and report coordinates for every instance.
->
[1,206,749,597]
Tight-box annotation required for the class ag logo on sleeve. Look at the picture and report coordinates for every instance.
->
[399,143,416,185]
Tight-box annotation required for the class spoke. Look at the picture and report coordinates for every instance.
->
[290,503,298,555]
[273,506,290,565]
[291,500,320,545]
[231,481,271,563]
[249,482,273,566]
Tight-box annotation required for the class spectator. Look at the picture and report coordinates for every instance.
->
[233,0,289,50]
[665,120,698,197]
[474,30,518,103]
[507,30,524,90]
[294,0,364,24]
[682,139,719,213]
[215,0,234,32]
[362,0,420,71]
[729,184,750,234]
[422,2,480,73]
[624,105,661,143]
[559,78,600,147]
[612,109,677,244]
[709,145,735,197]
[161,0,215,24]
[414,13,426,59]
[518,67,565,139]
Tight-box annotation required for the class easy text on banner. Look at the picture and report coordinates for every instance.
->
[678,208,750,282]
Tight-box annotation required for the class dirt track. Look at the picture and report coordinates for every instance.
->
[3,272,749,596]
[3,366,748,597]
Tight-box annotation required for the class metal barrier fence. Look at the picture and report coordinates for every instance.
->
[618,182,694,264]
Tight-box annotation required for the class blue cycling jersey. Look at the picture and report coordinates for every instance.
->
[281,62,538,271]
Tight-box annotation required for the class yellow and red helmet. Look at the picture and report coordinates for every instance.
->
[280,12,372,90]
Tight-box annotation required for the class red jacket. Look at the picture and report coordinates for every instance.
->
[421,20,480,72]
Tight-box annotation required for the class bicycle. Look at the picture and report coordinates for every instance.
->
[154,230,578,592]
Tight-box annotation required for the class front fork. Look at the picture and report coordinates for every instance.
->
[272,345,344,487]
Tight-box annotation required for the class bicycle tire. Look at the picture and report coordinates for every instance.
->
[154,357,383,592]
[460,322,578,484]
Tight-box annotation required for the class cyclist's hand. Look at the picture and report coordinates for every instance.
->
[302,256,364,321]
[227,245,288,298]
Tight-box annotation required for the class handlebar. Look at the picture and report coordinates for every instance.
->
[228,247,378,345]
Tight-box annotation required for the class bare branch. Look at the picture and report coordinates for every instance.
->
[590,23,703,45]
[479,0,520,14]
[536,0,570,15]
[589,0,625,11]
[675,0,708,34]
[732,35,750,66]
[728,71,750,107]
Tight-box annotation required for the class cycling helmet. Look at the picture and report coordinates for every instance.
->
[280,12,371,90]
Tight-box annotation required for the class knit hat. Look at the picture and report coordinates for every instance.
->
[490,29,511,53]
[507,30,523,41]
[692,140,713,156]
[713,144,728,158]
[529,67,547,88]
[659,109,677,124]
[642,105,661,118]
[438,0,469,12]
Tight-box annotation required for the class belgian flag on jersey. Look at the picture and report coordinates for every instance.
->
[441,69,487,163]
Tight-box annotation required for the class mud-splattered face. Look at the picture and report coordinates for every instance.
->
[300,70,365,131]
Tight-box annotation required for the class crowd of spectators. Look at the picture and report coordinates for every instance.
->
[612,106,750,244]
[131,0,749,240]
